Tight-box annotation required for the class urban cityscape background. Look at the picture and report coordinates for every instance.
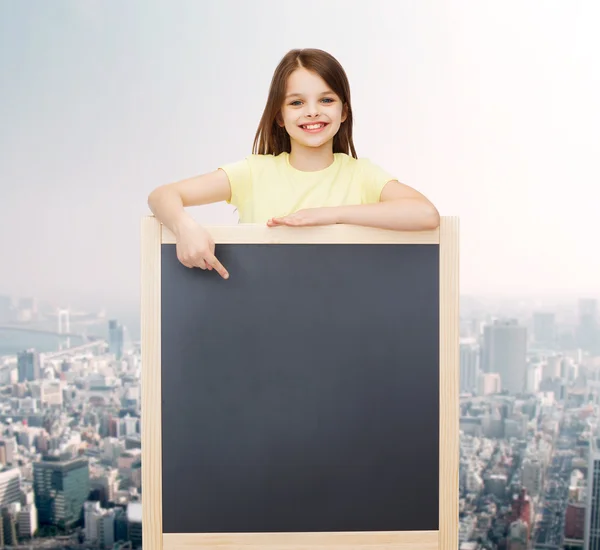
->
[0,298,140,549]
[2,292,600,549]
[2,1,598,549]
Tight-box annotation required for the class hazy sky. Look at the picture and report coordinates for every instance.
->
[1,1,599,313]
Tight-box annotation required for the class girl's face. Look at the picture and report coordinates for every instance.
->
[278,68,347,151]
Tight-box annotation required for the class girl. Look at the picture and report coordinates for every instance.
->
[148,48,440,280]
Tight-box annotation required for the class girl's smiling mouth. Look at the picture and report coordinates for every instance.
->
[299,122,329,133]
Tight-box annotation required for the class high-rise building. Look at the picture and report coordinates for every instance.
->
[478,372,501,396]
[509,487,532,529]
[109,320,124,360]
[114,507,129,545]
[0,468,21,507]
[522,457,543,497]
[0,437,17,466]
[482,319,527,394]
[584,435,600,550]
[507,518,528,550]
[460,338,480,394]
[84,501,116,547]
[526,363,542,394]
[33,454,90,529]
[127,502,142,548]
[0,506,18,547]
[31,379,63,407]
[542,355,562,380]
[17,503,38,539]
[566,501,585,546]
[84,501,100,542]
[17,489,38,540]
[17,349,41,383]
[578,299,599,354]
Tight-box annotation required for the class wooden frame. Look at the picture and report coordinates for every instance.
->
[141,216,459,550]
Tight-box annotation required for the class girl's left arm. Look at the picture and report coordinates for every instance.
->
[267,180,440,231]
[334,180,440,231]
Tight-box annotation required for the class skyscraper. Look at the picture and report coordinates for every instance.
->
[33,454,90,529]
[108,320,124,360]
[0,468,21,507]
[584,435,600,550]
[481,319,527,395]
[578,299,599,354]
[17,349,41,382]
[460,338,480,394]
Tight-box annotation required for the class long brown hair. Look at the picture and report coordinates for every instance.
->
[252,48,357,158]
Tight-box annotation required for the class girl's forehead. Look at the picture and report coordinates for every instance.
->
[286,68,330,92]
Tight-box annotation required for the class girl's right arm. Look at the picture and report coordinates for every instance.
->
[147,169,231,279]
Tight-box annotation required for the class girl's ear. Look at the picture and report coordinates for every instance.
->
[275,112,285,127]
[341,103,348,123]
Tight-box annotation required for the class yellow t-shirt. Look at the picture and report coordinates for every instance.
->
[218,152,396,223]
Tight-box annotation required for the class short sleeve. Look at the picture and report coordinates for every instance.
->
[218,157,253,207]
[360,158,396,203]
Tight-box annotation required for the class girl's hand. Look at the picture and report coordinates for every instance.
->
[175,221,229,279]
[267,207,338,227]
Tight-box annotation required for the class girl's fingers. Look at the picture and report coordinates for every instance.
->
[205,255,229,280]
[178,255,194,269]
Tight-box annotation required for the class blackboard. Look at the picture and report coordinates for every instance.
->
[141,219,459,550]
[161,243,439,533]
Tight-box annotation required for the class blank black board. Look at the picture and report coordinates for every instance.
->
[161,243,440,533]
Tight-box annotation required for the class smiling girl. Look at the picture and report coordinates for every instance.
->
[148,48,440,279]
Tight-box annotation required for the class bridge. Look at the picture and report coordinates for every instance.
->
[0,340,108,367]
[42,339,107,359]
[0,324,100,340]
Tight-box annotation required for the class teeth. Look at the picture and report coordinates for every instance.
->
[303,124,324,129]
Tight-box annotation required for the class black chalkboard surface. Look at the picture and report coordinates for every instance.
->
[160,242,439,534]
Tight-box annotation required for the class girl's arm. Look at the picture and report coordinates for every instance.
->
[147,169,231,239]
[147,170,232,278]
[333,180,440,230]
[267,180,440,231]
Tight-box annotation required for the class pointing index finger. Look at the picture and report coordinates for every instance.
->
[207,255,229,279]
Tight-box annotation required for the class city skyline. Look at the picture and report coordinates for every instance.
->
[1,291,599,548]
[2,288,600,350]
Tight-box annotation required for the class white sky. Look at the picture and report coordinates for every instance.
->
[1,0,599,312]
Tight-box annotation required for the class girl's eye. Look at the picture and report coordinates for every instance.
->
[289,98,335,106]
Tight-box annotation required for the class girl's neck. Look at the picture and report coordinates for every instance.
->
[288,144,335,172]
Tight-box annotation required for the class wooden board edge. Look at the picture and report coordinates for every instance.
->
[438,216,459,550]
[141,215,163,550]
[150,217,440,244]
[163,530,439,549]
